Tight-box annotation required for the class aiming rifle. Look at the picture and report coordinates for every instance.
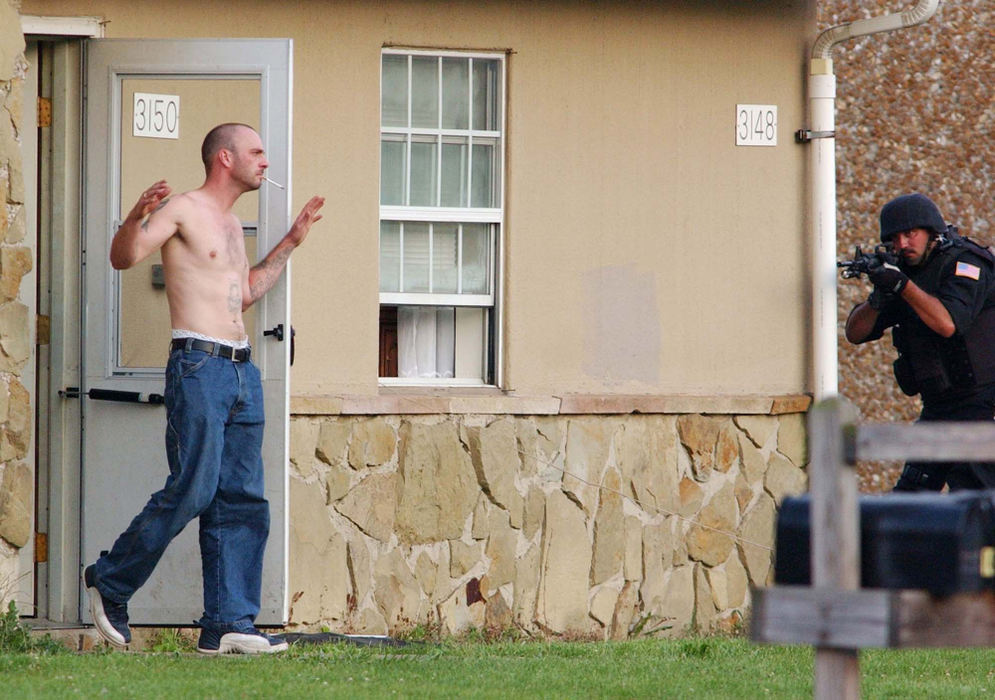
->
[837,244,898,279]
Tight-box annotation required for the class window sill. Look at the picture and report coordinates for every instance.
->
[290,392,812,417]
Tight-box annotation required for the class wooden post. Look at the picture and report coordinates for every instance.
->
[808,398,860,699]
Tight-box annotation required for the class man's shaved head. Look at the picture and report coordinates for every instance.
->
[201,123,255,174]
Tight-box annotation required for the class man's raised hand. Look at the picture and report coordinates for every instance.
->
[287,196,325,247]
[128,180,172,223]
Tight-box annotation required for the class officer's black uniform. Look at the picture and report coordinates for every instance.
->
[858,224,995,491]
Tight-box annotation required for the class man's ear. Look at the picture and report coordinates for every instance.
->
[218,148,233,169]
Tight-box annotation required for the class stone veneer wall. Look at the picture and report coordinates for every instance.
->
[286,404,808,638]
[0,0,33,605]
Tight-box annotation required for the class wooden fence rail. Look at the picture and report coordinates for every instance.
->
[856,422,995,461]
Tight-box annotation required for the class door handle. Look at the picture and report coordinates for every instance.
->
[264,323,295,366]
[60,387,164,405]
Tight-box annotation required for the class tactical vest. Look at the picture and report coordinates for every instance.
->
[890,236,995,402]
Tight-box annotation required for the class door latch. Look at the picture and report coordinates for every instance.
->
[264,324,285,342]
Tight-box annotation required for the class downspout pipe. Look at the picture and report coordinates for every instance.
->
[808,0,940,401]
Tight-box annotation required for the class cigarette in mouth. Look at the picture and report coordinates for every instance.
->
[263,176,285,190]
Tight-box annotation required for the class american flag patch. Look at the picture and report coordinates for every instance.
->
[956,261,981,280]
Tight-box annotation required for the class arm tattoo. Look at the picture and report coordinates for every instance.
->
[140,198,171,232]
[249,246,294,302]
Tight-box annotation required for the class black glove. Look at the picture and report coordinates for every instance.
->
[867,262,909,295]
[867,287,897,311]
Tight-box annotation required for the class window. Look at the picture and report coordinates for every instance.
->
[379,50,504,385]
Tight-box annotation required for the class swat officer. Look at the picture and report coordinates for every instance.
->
[845,193,995,491]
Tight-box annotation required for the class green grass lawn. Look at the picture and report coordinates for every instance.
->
[2,636,995,699]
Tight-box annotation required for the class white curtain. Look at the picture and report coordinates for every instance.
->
[398,307,455,378]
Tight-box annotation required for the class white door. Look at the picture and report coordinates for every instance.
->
[81,39,293,624]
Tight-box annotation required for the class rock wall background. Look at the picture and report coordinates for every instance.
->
[287,412,807,638]
[0,0,33,605]
[823,1,995,490]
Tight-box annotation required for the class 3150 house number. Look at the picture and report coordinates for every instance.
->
[736,104,777,147]
[133,92,180,140]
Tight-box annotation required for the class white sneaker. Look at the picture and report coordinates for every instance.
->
[197,625,289,655]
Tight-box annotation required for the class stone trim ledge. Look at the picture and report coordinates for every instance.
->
[291,393,812,416]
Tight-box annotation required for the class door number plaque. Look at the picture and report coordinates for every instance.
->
[133,92,180,139]
[736,104,777,147]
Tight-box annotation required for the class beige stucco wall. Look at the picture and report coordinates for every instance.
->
[0,0,33,605]
[22,0,815,398]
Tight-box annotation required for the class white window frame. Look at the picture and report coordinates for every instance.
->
[379,48,505,387]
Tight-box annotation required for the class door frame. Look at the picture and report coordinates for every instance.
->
[21,16,103,623]
[24,19,295,626]
[19,40,38,619]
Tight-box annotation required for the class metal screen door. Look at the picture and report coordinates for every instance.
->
[81,39,293,624]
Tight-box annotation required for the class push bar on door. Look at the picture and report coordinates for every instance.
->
[60,387,164,405]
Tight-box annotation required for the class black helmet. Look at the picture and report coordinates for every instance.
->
[879,193,947,243]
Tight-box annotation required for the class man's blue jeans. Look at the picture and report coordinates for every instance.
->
[90,346,270,629]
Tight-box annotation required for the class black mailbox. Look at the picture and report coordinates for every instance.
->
[774,491,995,595]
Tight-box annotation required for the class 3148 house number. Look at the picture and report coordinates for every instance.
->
[736,104,777,147]
[133,92,180,140]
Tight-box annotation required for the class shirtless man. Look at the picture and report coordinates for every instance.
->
[83,123,324,655]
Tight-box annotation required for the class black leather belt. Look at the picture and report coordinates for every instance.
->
[170,338,251,363]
